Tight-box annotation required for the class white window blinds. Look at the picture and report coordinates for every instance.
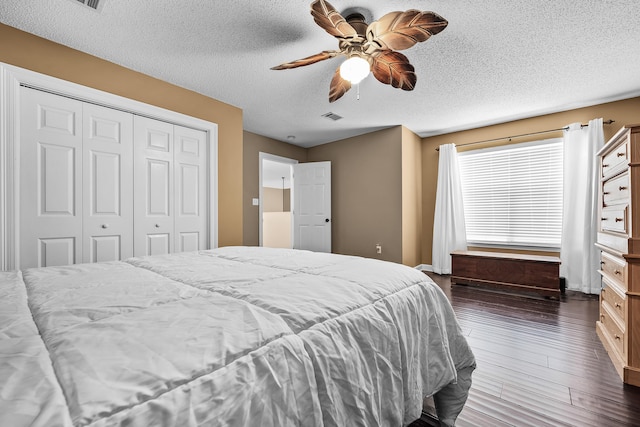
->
[457,138,563,248]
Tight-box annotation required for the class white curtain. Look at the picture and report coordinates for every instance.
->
[432,143,467,274]
[560,118,604,294]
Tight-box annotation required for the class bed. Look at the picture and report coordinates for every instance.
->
[0,246,475,427]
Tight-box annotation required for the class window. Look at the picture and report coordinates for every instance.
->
[457,138,563,249]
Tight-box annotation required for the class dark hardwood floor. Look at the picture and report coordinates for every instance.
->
[412,272,640,427]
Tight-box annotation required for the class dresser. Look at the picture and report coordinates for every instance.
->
[595,124,640,387]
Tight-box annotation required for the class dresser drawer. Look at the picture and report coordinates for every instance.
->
[600,251,627,290]
[600,303,625,358]
[600,281,626,321]
[601,138,629,179]
[601,205,628,234]
[603,172,630,206]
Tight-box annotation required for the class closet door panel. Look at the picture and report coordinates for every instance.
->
[179,233,200,252]
[20,87,83,268]
[39,143,76,215]
[147,234,171,256]
[147,159,171,215]
[82,103,134,263]
[89,236,121,263]
[134,116,174,256]
[39,238,76,267]
[174,125,207,252]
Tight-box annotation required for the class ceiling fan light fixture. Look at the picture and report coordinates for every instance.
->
[271,0,448,102]
[339,56,370,84]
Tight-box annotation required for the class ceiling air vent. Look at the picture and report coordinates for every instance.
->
[71,0,104,11]
[321,112,343,121]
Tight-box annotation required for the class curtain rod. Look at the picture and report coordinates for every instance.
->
[434,119,615,151]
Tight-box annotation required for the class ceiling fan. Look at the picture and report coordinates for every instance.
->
[271,0,448,102]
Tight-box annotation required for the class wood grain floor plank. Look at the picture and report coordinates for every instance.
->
[475,368,573,405]
[465,335,550,367]
[455,406,515,427]
[463,388,561,427]
[500,383,606,427]
[570,388,640,425]
[466,373,503,397]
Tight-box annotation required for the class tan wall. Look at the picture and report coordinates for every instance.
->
[243,131,307,246]
[263,188,290,212]
[401,127,423,267]
[421,96,640,265]
[0,23,244,246]
[308,127,404,263]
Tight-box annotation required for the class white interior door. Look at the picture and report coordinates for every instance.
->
[82,103,134,263]
[174,125,207,252]
[293,161,331,252]
[20,87,83,268]
[134,115,174,257]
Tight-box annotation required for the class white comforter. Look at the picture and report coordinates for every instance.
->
[0,247,475,427]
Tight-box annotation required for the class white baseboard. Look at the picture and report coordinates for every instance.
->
[415,264,433,272]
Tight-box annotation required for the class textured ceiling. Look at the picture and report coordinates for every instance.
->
[2,0,640,147]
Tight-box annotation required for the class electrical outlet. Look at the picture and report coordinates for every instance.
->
[375,244,382,254]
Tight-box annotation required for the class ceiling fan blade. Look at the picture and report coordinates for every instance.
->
[371,51,417,91]
[365,10,448,52]
[310,0,358,40]
[271,50,340,70]
[329,67,352,103]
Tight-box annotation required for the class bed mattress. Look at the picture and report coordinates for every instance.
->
[0,247,475,427]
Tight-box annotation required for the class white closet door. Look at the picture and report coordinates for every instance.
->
[20,87,83,268]
[82,103,134,263]
[174,125,207,252]
[134,115,174,256]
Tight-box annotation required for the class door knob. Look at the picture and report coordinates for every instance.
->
[325,218,330,223]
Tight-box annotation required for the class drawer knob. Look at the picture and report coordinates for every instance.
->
[615,302,622,308]
[615,217,624,222]
[600,314,605,320]
[615,334,621,340]
[619,186,627,191]
[603,191,611,195]
[603,164,610,168]
[101,224,108,229]
[617,152,626,157]
[614,269,621,275]
[602,217,608,221]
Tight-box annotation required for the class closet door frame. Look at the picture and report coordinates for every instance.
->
[0,62,218,271]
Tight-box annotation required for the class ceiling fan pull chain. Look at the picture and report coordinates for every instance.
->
[356,83,360,100]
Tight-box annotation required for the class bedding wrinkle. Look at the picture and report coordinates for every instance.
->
[23,264,208,335]
[82,335,321,427]
[1,271,74,426]
[126,250,427,335]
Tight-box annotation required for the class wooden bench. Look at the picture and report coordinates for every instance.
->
[450,250,562,297]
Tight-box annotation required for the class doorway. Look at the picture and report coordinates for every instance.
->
[259,153,297,248]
